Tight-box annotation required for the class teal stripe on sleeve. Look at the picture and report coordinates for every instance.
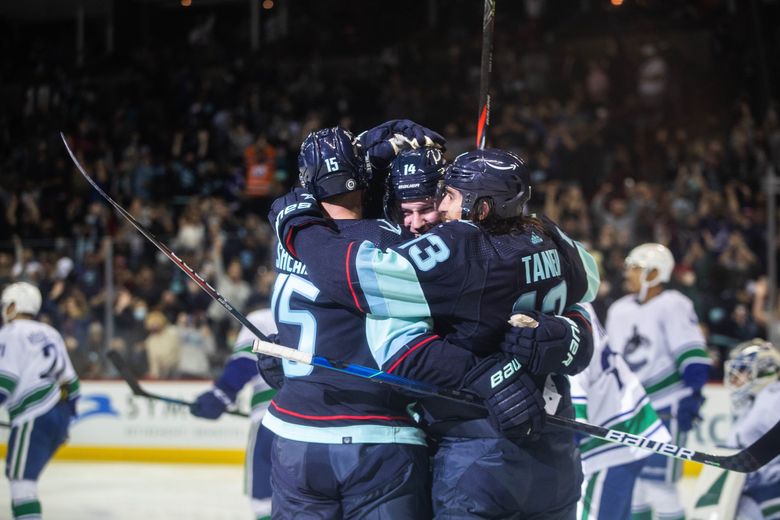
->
[365,315,434,367]
[355,242,431,318]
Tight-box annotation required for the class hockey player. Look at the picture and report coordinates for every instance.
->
[384,147,447,236]
[724,339,780,520]
[570,302,671,520]
[260,123,454,519]
[0,282,80,520]
[270,148,602,518]
[190,307,278,520]
[605,243,711,520]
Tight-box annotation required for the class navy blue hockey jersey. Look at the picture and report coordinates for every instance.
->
[264,218,437,446]
[290,214,600,389]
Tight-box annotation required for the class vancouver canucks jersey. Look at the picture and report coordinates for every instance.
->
[0,319,80,426]
[291,214,600,387]
[570,303,670,475]
[263,219,428,445]
[729,381,780,489]
[606,290,710,409]
[224,309,278,422]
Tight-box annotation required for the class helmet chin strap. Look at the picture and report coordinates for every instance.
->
[637,268,661,302]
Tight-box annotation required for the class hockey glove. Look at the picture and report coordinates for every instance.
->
[358,119,446,175]
[257,353,285,390]
[463,354,546,439]
[190,386,235,420]
[268,188,331,260]
[500,311,590,375]
[677,390,705,432]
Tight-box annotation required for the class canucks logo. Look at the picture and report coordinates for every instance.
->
[530,232,543,245]
[623,326,650,372]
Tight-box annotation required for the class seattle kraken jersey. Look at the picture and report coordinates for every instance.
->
[570,303,670,475]
[263,219,428,445]
[0,319,80,426]
[606,290,710,409]
[292,214,600,385]
[224,308,278,423]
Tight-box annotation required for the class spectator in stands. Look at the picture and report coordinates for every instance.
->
[144,310,182,379]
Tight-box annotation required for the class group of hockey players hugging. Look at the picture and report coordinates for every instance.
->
[1,119,778,520]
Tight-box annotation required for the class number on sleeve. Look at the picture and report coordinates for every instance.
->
[399,234,451,272]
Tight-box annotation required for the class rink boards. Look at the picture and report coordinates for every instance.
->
[0,381,731,469]
[0,380,253,464]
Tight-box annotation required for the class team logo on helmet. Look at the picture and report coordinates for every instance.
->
[345,178,357,191]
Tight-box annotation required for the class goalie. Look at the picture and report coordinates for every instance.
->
[724,339,780,519]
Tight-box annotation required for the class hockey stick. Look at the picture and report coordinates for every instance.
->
[476,0,496,149]
[63,133,780,471]
[106,350,248,418]
[0,421,9,429]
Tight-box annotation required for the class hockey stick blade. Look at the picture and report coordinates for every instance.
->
[65,133,776,470]
[106,351,249,418]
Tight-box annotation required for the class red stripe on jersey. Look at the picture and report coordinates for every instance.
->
[386,335,440,374]
[345,241,364,313]
[270,401,409,422]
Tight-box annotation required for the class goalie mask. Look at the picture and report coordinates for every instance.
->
[725,338,780,409]
[2,282,43,323]
[298,127,368,201]
[384,147,446,223]
[442,148,531,221]
[624,243,674,302]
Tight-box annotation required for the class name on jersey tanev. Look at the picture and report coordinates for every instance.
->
[521,249,561,284]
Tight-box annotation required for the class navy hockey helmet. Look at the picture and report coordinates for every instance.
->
[443,148,531,220]
[298,127,368,201]
[384,147,447,221]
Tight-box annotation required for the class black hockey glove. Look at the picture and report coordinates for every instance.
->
[500,311,591,376]
[191,387,234,420]
[268,188,331,260]
[256,334,286,391]
[463,354,546,439]
[358,119,446,175]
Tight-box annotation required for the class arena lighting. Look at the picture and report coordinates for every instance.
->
[181,0,192,6]
[611,0,624,5]
[262,0,274,9]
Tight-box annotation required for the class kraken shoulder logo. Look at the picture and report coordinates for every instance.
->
[623,325,650,372]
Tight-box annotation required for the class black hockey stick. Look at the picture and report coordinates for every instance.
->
[106,350,248,418]
[63,134,780,471]
[0,421,9,429]
[476,0,496,149]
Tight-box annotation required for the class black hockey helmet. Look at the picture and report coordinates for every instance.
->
[298,127,368,201]
[443,148,531,220]
[384,147,447,222]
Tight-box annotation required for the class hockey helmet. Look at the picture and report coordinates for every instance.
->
[442,148,531,220]
[2,281,42,322]
[624,243,674,300]
[298,127,368,201]
[725,338,780,409]
[384,147,447,222]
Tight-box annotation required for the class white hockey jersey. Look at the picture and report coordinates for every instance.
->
[606,290,710,409]
[232,309,278,422]
[571,303,671,475]
[0,319,80,426]
[729,381,780,489]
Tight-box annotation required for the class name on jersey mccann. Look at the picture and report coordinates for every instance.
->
[521,249,561,284]
[276,243,308,275]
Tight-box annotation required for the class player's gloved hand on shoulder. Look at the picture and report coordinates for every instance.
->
[500,311,589,375]
[268,188,331,259]
[463,353,546,439]
[677,390,705,432]
[190,386,236,420]
[358,119,446,174]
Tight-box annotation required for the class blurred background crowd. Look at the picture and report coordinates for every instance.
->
[1,0,779,381]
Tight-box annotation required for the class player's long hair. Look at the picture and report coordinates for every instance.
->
[472,197,543,235]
